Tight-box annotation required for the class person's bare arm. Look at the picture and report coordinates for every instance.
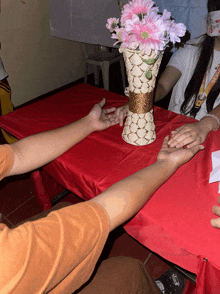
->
[168,104,220,148]
[7,99,116,176]
[155,66,181,102]
[91,136,203,231]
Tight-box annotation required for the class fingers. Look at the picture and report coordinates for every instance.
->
[186,141,199,149]
[119,111,124,126]
[114,107,121,118]
[211,218,220,228]
[98,99,116,113]
[168,123,204,148]
[98,98,106,108]
[169,133,190,147]
[114,106,128,126]
[104,107,116,114]
[169,130,198,148]
[212,205,220,216]
[211,205,220,228]
[161,135,169,149]
[168,131,185,148]
[169,126,184,140]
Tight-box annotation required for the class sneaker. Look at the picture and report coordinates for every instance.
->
[155,268,186,294]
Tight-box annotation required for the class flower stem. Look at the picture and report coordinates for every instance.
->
[115,0,123,12]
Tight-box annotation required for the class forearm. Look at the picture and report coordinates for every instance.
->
[155,66,181,103]
[8,116,93,176]
[91,160,176,231]
[154,83,168,102]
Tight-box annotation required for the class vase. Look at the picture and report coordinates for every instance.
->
[119,47,163,146]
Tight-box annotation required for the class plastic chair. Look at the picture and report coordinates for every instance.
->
[84,45,126,91]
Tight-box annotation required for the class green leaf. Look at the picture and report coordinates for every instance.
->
[142,57,157,65]
[145,69,152,79]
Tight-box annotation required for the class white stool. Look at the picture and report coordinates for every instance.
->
[84,49,126,91]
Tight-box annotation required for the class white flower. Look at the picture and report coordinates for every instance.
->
[162,9,171,21]
[168,21,187,44]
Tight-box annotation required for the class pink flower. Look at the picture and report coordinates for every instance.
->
[106,0,187,53]
[121,0,158,26]
[111,27,131,46]
[167,21,186,44]
[106,18,120,33]
[124,12,166,54]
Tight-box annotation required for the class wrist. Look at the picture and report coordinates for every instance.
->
[81,115,95,134]
[204,114,220,131]
[155,160,178,176]
[199,115,219,132]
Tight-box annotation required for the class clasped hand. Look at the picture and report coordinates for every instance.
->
[157,135,204,170]
[168,122,209,149]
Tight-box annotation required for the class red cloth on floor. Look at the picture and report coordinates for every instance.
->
[0,84,220,293]
[31,171,52,210]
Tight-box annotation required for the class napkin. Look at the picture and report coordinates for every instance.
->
[209,150,220,193]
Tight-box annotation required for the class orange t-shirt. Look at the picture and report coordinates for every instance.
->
[0,145,110,293]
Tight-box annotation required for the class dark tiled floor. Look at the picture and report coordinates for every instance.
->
[0,59,177,285]
[0,173,42,227]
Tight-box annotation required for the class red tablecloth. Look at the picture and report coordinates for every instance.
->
[1,84,220,293]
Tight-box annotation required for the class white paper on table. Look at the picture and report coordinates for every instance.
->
[209,150,220,193]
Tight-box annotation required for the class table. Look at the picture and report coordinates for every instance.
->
[1,84,220,293]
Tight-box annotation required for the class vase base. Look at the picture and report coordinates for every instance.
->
[122,110,156,146]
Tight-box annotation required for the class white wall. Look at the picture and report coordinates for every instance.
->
[0,0,88,107]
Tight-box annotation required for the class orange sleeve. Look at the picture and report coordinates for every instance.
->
[0,201,110,294]
[0,144,14,181]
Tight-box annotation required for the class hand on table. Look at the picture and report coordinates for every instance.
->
[114,102,129,126]
[88,98,117,132]
[211,197,220,228]
[157,135,204,170]
[168,122,210,149]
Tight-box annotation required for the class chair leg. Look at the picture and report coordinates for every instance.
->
[120,58,126,90]
[101,61,110,91]
[84,62,88,84]
[93,65,100,86]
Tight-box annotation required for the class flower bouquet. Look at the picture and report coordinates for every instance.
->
[106,0,186,146]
